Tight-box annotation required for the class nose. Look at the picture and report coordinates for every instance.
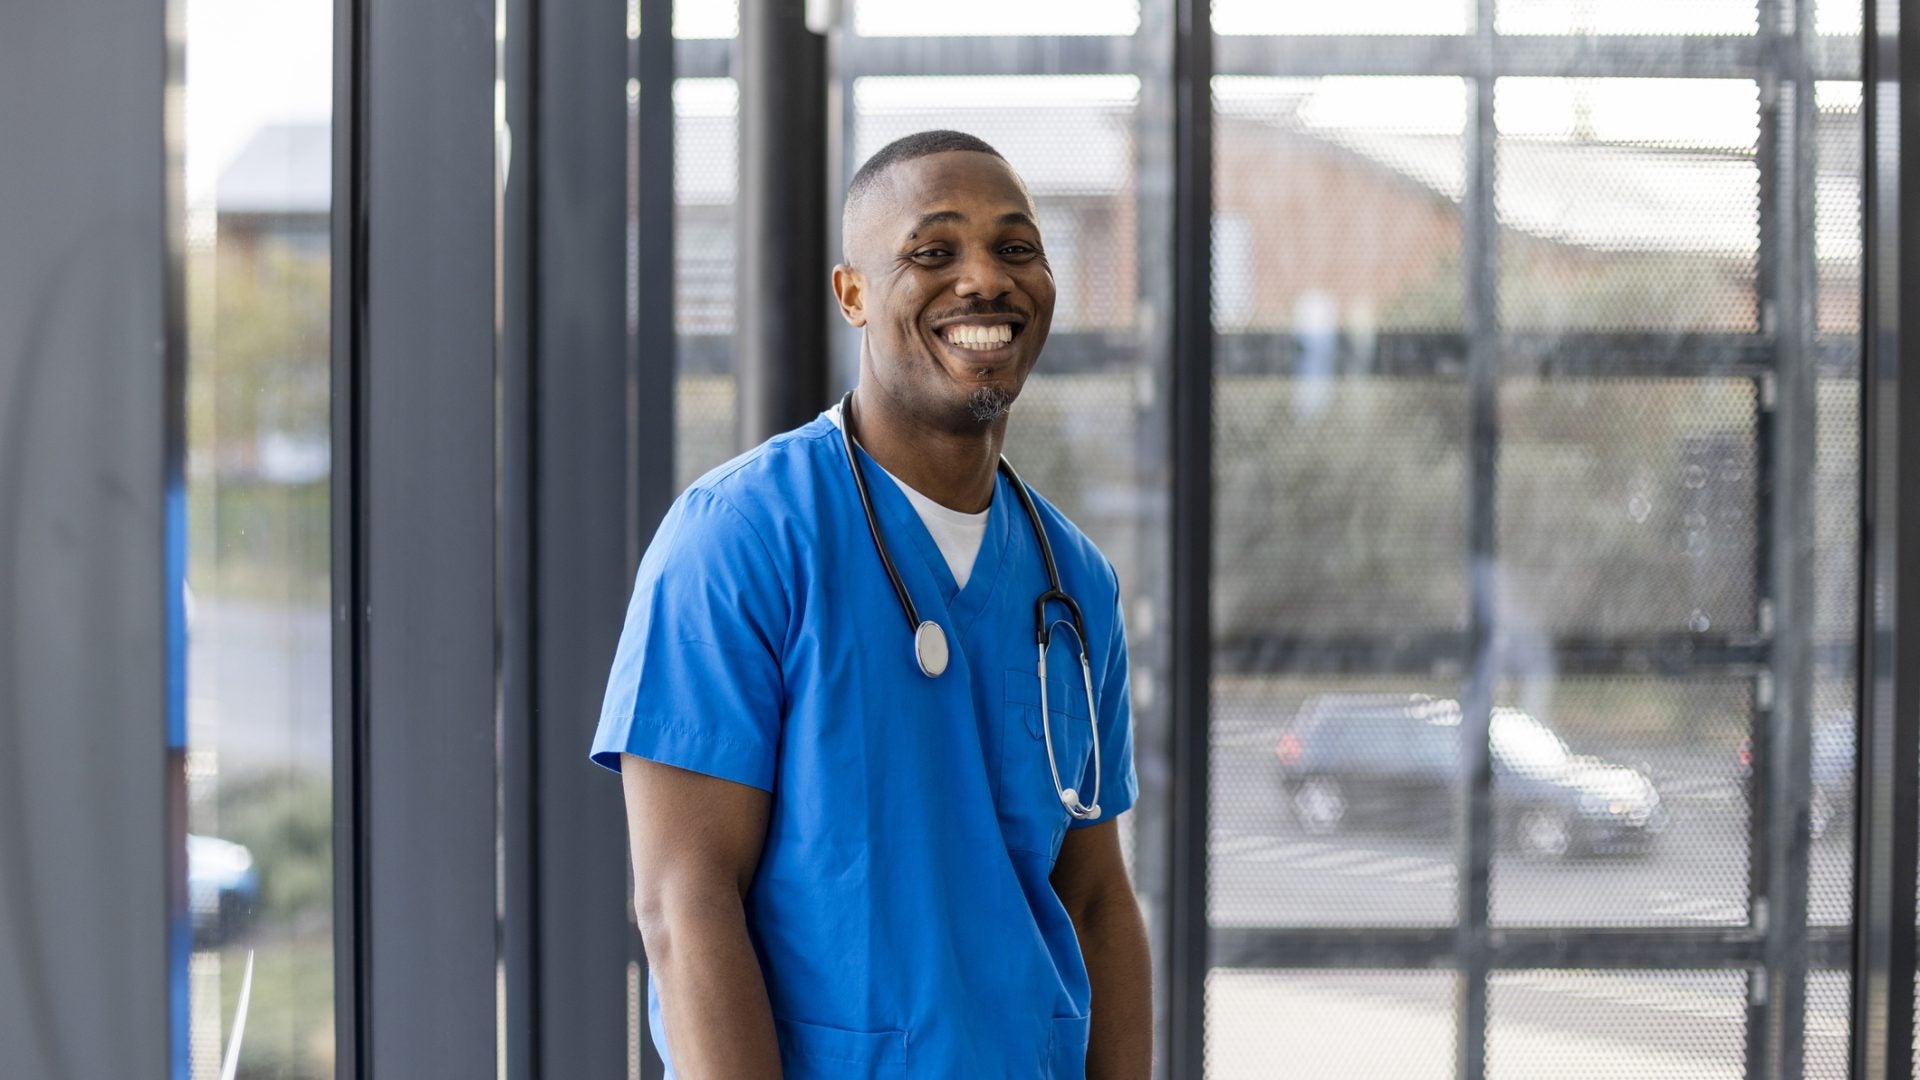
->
[952,247,1014,301]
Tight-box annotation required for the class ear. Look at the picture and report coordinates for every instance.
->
[832,264,867,328]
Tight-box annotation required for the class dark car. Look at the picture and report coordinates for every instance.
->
[1736,710,1855,839]
[1274,694,1669,858]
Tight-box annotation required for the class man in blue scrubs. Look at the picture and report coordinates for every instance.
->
[592,130,1150,1078]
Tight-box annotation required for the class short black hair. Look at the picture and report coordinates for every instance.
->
[844,129,1005,208]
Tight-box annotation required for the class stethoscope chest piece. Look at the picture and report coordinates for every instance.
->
[913,620,950,678]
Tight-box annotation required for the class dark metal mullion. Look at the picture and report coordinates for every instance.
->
[1214,926,1858,970]
[673,34,1865,82]
[1457,5,1500,1079]
[828,1,861,392]
[734,0,829,446]
[356,0,502,1067]
[632,0,676,1075]
[679,327,1867,378]
[1169,0,1213,1076]
[529,0,638,1070]
[1751,2,1784,1074]
[329,0,370,1067]
[1849,0,1920,1073]
[1211,631,1790,678]
[1755,0,1822,1073]
[1129,4,1180,1077]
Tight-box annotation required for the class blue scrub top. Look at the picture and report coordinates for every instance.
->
[591,411,1138,1079]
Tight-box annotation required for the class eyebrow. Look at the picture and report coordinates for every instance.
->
[905,209,1039,238]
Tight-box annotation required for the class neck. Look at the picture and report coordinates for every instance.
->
[847,377,1004,515]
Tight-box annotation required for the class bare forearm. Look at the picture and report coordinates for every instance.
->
[1074,891,1153,1080]
[640,890,782,1079]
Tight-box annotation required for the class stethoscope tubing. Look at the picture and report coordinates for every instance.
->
[838,389,1102,820]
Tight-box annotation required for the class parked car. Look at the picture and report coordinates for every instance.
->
[1274,694,1669,858]
[188,833,260,946]
[1736,711,1855,839]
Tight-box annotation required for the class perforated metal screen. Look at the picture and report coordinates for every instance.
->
[1203,0,1861,1074]
[659,0,1872,1074]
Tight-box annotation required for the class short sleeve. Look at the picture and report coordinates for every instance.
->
[1068,561,1138,828]
[589,487,789,791]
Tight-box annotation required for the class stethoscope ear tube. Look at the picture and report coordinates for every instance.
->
[840,391,925,637]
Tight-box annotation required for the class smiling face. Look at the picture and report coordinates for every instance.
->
[833,150,1056,432]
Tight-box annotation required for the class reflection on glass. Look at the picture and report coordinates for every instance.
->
[1495,78,1761,331]
[1209,19,1859,1076]
[183,0,334,1075]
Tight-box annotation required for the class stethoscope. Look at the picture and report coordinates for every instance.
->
[838,390,1102,821]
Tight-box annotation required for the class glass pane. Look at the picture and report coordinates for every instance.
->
[1206,970,1457,1079]
[1496,0,1757,35]
[1487,971,1748,1077]
[1213,678,1460,927]
[182,0,334,1075]
[676,77,740,490]
[1811,84,1862,932]
[1213,0,1472,36]
[1216,377,1469,636]
[1495,78,1760,332]
[1804,972,1851,1078]
[855,0,1140,36]
[1817,83,1864,337]
[1488,678,1751,926]
[1214,77,1467,333]
[1499,377,1758,635]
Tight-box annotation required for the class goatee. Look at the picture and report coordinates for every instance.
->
[968,386,1012,423]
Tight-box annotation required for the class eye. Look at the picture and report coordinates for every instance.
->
[911,246,953,261]
[1000,242,1041,259]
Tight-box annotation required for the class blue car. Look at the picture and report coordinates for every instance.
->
[188,833,260,946]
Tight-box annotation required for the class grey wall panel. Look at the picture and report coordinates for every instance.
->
[359,0,499,1072]
[0,2,179,1078]
[532,0,635,1074]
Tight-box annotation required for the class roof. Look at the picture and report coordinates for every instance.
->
[211,94,1862,266]
[215,121,331,215]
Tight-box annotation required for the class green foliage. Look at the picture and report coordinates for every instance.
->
[186,242,331,457]
[188,480,330,604]
[215,768,333,924]
[213,931,335,1080]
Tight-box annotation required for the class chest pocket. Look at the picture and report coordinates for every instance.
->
[999,667,1095,861]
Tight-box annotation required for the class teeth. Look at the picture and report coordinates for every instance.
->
[942,323,1014,350]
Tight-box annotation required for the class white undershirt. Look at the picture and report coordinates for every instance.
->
[827,402,989,589]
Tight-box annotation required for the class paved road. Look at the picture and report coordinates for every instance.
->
[187,598,331,773]
[1204,968,1853,1079]
[1209,712,1856,928]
